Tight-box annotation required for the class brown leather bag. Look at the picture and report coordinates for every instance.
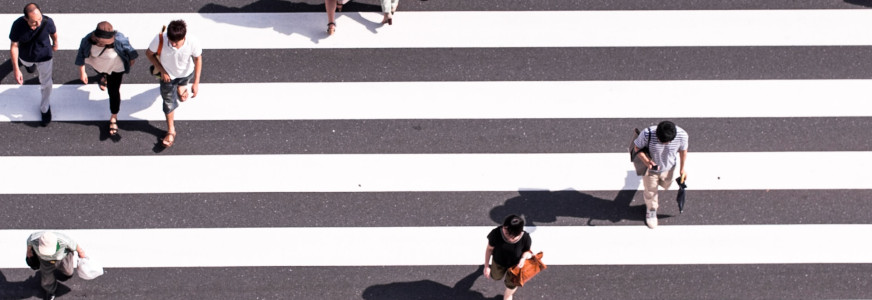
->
[148,25,166,78]
[508,251,546,287]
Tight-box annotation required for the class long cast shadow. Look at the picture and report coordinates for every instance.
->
[844,0,872,7]
[199,0,383,43]
[362,265,500,300]
[201,0,380,12]
[0,65,169,152]
[489,171,673,226]
[0,270,70,300]
[0,59,41,85]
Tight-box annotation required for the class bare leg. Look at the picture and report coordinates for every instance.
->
[503,287,518,300]
[163,111,176,147]
[326,0,337,34]
[178,85,189,102]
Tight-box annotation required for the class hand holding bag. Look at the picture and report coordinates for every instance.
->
[76,256,104,280]
[508,251,546,287]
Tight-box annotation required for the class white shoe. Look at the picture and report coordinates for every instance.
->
[646,209,658,229]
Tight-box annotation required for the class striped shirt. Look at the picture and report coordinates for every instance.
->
[633,125,689,173]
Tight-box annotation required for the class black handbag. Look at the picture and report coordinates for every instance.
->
[629,128,651,176]
[26,254,39,270]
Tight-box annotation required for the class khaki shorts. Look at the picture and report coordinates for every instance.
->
[490,262,519,289]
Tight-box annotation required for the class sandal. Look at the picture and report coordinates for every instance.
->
[162,132,176,148]
[327,22,336,35]
[109,120,118,136]
[98,74,107,91]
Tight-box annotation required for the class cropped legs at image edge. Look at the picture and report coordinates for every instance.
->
[2,0,872,299]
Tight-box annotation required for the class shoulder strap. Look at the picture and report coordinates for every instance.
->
[18,17,48,45]
[156,25,166,56]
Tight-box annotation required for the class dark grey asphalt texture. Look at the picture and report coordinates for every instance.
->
[1,190,872,229]
[1,118,872,155]
[2,0,872,299]
[4,47,872,85]
[2,264,871,300]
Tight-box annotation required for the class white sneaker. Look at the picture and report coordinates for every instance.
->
[646,209,658,229]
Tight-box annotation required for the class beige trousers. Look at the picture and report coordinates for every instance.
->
[643,167,675,211]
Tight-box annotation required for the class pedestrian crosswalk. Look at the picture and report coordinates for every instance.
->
[2,1,872,299]
[2,152,872,194]
[2,225,872,268]
[5,10,872,49]
[3,80,872,122]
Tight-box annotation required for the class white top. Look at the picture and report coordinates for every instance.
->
[84,44,125,74]
[147,33,202,79]
[634,125,689,173]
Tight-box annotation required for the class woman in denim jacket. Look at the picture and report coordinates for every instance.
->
[74,21,138,136]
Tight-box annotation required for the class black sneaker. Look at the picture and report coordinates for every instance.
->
[40,107,51,126]
[44,293,55,300]
[24,64,36,74]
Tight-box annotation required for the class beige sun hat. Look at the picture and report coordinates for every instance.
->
[37,232,59,256]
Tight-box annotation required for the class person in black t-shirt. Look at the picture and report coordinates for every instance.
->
[9,3,58,126]
[484,214,533,300]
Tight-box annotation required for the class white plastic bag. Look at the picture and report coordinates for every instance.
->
[76,256,104,280]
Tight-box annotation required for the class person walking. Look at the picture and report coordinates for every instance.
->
[632,120,689,228]
[145,19,202,148]
[380,0,398,25]
[75,21,138,136]
[9,2,57,126]
[26,231,87,300]
[484,215,533,300]
[326,0,351,35]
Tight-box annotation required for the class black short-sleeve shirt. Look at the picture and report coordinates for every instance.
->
[9,15,56,62]
[487,226,532,268]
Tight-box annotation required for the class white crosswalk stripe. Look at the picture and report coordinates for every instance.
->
[1,3,870,298]
[2,80,872,122]
[2,225,871,268]
[3,10,872,49]
[1,152,871,194]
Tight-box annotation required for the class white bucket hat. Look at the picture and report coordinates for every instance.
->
[38,232,59,256]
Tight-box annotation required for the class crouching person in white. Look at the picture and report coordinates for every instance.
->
[26,231,87,300]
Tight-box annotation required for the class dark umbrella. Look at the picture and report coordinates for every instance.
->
[675,175,687,213]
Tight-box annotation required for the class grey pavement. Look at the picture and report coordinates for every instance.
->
[1,0,871,299]
[5,47,872,85]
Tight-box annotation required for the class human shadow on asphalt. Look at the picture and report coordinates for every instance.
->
[844,0,872,7]
[362,265,500,300]
[0,270,70,300]
[0,59,42,85]
[198,0,383,43]
[489,171,674,226]
[58,84,168,151]
[0,77,169,152]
